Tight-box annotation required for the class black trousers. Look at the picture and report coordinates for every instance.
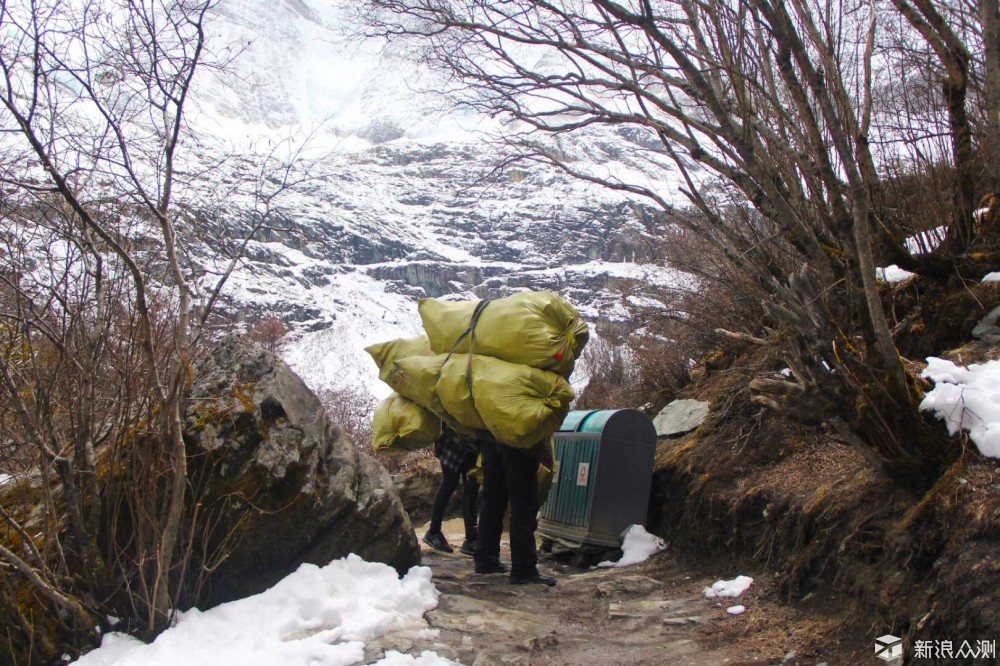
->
[474,439,540,577]
[429,466,479,541]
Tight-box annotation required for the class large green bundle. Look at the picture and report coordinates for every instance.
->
[433,355,487,431]
[436,353,574,448]
[388,354,448,417]
[418,291,589,377]
[384,352,572,448]
[371,393,441,455]
[380,354,486,439]
[364,336,432,385]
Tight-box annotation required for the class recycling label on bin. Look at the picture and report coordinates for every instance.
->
[576,462,590,487]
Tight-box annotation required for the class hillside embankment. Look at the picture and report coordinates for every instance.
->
[643,338,999,664]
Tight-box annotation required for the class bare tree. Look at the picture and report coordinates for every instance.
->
[0,0,215,644]
[889,0,976,251]
[360,0,995,480]
[316,385,377,450]
[0,0,313,657]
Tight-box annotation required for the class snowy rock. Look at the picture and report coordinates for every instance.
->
[972,305,1000,339]
[184,336,420,606]
[653,399,710,437]
[920,357,1000,459]
[876,265,916,283]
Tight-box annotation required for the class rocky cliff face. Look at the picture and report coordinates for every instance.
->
[178,0,688,400]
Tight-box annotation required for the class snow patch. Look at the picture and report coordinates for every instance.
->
[595,525,667,568]
[920,358,1000,459]
[72,555,457,666]
[703,575,753,599]
[876,265,916,283]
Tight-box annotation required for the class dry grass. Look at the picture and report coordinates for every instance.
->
[698,593,867,664]
[377,448,437,476]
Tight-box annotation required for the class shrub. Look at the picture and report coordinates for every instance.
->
[248,317,289,354]
[316,385,376,451]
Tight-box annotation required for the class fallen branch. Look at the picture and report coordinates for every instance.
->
[0,544,96,631]
[714,328,768,344]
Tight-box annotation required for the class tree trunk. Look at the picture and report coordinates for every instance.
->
[893,0,976,251]
[983,0,1000,191]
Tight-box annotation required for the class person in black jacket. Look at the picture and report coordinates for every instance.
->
[474,435,556,586]
[423,426,480,555]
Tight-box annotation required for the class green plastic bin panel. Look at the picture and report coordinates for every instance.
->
[541,434,600,527]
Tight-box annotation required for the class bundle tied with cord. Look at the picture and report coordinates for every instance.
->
[366,291,588,452]
[418,291,588,378]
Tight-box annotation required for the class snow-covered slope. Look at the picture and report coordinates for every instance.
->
[184,0,690,401]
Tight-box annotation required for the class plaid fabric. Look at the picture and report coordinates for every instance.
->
[434,428,480,475]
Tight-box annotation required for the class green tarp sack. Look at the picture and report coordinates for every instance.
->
[387,354,484,438]
[435,353,575,449]
[387,354,448,417]
[371,393,441,455]
[418,291,589,378]
[364,336,432,385]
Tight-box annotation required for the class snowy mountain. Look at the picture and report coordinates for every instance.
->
[185,0,691,400]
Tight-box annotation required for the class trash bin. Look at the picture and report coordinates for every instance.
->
[538,409,657,550]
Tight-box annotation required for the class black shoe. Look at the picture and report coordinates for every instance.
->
[510,572,557,587]
[474,561,509,574]
[459,539,476,556]
[422,532,453,553]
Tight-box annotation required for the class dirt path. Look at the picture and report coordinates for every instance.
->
[364,519,857,665]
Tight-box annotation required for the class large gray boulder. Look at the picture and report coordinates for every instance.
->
[184,336,419,606]
[653,399,710,437]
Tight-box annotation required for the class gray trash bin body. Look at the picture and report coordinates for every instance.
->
[538,409,657,548]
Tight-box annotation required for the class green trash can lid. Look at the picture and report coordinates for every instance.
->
[558,409,657,441]
[558,410,598,432]
[558,409,622,433]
